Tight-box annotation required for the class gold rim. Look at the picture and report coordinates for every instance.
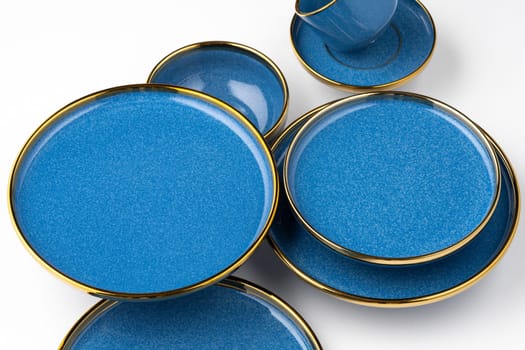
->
[269,99,519,308]
[295,0,337,17]
[282,92,501,266]
[148,41,289,142]
[290,0,437,92]
[7,84,279,300]
[59,276,322,349]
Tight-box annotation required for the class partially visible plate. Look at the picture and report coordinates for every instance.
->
[60,277,321,350]
[290,0,436,91]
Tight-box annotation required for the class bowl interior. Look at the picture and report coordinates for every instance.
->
[150,44,286,136]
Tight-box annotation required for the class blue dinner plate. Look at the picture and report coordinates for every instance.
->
[59,277,321,349]
[284,92,500,265]
[148,41,289,141]
[290,0,436,90]
[8,85,278,299]
[270,99,519,306]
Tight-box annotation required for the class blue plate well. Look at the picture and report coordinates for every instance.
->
[270,99,519,306]
[291,0,435,90]
[149,41,289,140]
[9,85,277,298]
[60,277,321,349]
[284,93,500,264]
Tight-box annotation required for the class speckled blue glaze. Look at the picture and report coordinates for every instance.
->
[296,0,398,52]
[286,94,498,261]
[149,43,286,137]
[271,109,517,302]
[291,0,435,88]
[64,279,317,350]
[10,86,276,296]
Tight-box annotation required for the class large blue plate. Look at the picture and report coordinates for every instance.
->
[9,85,278,299]
[59,277,321,349]
[270,98,519,306]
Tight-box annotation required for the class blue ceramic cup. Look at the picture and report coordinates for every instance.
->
[295,0,398,52]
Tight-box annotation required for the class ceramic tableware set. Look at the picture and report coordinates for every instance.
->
[7,0,520,348]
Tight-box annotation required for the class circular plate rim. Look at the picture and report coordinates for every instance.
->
[7,83,279,300]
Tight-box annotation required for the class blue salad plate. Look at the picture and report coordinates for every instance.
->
[8,85,278,300]
[283,92,500,265]
[148,41,289,141]
[291,0,436,91]
[59,277,321,349]
[270,94,519,307]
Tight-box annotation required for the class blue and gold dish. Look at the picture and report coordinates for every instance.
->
[283,92,500,266]
[291,0,436,91]
[148,41,289,141]
[269,99,519,307]
[295,0,399,52]
[59,277,321,349]
[8,85,278,300]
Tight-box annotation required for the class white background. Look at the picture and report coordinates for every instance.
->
[1,0,524,348]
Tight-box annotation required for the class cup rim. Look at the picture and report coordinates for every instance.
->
[295,0,337,17]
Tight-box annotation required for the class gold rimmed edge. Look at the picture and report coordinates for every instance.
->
[269,97,519,308]
[290,0,437,92]
[147,41,290,142]
[282,91,501,266]
[7,83,279,301]
[295,0,337,17]
[58,276,322,349]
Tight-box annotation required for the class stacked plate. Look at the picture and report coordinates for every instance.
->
[269,92,520,307]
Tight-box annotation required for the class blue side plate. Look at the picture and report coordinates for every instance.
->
[9,85,278,299]
[148,41,289,140]
[270,101,519,306]
[284,93,500,264]
[59,277,321,349]
[291,0,436,90]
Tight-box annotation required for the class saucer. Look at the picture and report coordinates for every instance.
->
[148,41,289,141]
[269,101,519,307]
[8,85,278,300]
[59,277,322,349]
[290,0,436,91]
[284,92,500,265]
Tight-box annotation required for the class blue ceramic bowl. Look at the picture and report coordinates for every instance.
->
[148,41,289,141]
[59,277,321,350]
[8,85,278,300]
[283,92,500,265]
[270,101,519,307]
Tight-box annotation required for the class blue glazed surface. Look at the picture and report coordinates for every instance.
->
[66,279,317,349]
[285,94,498,260]
[271,109,517,301]
[291,0,435,88]
[11,86,276,296]
[149,44,286,136]
[296,0,398,52]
